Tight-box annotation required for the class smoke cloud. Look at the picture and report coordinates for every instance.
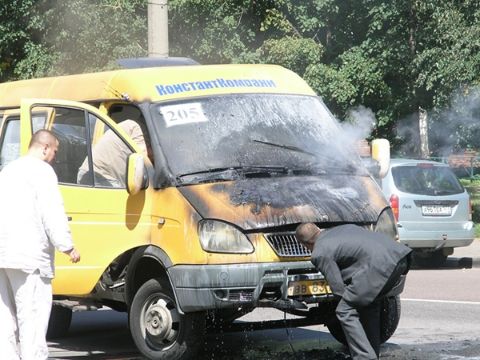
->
[431,87,480,156]
[331,105,376,159]
[394,112,421,157]
[395,86,480,158]
[341,105,376,142]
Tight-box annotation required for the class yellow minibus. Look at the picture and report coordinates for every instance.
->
[0,59,398,360]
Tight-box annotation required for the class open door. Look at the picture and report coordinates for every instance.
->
[20,98,152,296]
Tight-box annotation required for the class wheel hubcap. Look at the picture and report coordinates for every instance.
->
[145,299,173,341]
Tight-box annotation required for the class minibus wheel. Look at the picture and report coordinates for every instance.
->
[47,304,72,339]
[129,278,205,360]
[326,295,401,345]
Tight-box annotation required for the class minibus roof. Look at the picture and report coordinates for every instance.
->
[0,64,316,107]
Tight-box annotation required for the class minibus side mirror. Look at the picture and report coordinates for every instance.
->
[371,139,390,179]
[127,153,148,195]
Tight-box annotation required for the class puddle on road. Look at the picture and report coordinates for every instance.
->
[198,332,480,360]
[197,325,350,360]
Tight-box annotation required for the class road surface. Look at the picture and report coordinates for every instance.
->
[48,249,480,359]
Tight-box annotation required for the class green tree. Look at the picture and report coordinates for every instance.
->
[2,0,148,80]
[2,0,480,157]
[0,0,37,81]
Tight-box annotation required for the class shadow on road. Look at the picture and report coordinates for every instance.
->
[410,256,474,270]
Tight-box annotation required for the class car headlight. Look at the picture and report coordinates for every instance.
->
[198,220,254,253]
[374,208,399,241]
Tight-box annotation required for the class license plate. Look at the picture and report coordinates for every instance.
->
[422,205,452,216]
[287,280,331,296]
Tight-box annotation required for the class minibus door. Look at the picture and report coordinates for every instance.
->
[20,98,152,296]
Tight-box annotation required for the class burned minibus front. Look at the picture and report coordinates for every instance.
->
[132,65,399,357]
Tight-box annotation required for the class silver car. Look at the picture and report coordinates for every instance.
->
[380,158,474,265]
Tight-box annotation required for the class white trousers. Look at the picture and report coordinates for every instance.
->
[0,268,52,360]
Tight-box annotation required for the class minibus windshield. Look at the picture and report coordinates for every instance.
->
[151,94,367,185]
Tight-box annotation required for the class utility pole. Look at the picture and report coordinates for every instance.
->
[148,0,169,57]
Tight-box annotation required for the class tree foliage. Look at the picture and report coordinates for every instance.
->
[1,0,480,155]
[0,0,148,80]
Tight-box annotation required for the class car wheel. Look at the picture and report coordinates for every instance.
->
[46,304,72,339]
[326,296,401,345]
[129,278,205,360]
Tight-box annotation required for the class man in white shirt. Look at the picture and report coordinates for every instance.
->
[0,129,80,360]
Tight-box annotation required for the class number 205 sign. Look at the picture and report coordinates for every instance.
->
[160,103,208,128]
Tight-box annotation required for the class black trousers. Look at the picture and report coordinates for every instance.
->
[336,255,410,360]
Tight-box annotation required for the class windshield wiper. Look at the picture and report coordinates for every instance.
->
[176,167,240,184]
[176,165,291,185]
[252,139,316,157]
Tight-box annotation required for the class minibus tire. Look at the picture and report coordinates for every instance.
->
[326,295,401,345]
[46,304,72,339]
[129,278,205,360]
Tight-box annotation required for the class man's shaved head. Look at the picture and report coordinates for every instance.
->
[296,223,323,250]
[28,129,59,164]
[29,129,58,149]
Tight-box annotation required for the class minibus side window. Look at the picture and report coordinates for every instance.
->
[0,117,20,170]
[30,105,89,184]
[32,112,49,132]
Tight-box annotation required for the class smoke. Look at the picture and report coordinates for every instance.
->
[332,105,376,159]
[394,112,421,157]
[341,105,376,142]
[431,86,480,156]
[395,86,480,158]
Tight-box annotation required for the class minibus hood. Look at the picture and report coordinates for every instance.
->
[179,175,387,230]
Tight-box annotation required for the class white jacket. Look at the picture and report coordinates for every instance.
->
[0,155,73,278]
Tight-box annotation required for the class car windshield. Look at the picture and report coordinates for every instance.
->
[392,164,464,196]
[150,94,368,185]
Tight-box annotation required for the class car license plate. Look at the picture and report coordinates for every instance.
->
[287,280,331,296]
[421,205,452,216]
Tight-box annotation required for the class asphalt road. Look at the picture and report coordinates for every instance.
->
[48,242,480,359]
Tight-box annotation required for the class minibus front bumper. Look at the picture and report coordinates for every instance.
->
[168,261,336,313]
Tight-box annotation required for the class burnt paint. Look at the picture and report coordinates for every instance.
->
[179,175,387,230]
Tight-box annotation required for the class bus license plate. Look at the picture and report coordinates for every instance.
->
[288,280,331,296]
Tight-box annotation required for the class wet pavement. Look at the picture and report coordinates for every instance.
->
[48,240,480,359]
[48,302,480,360]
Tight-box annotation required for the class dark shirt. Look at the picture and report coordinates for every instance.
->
[311,224,412,306]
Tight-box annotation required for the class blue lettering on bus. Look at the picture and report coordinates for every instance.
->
[202,81,214,89]
[155,78,277,96]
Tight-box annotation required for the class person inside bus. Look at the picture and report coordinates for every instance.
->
[77,119,150,187]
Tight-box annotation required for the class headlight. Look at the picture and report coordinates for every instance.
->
[198,220,254,253]
[374,208,398,241]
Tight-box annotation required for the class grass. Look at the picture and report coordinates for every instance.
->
[460,178,480,237]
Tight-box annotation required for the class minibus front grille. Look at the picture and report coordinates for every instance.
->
[264,232,312,257]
